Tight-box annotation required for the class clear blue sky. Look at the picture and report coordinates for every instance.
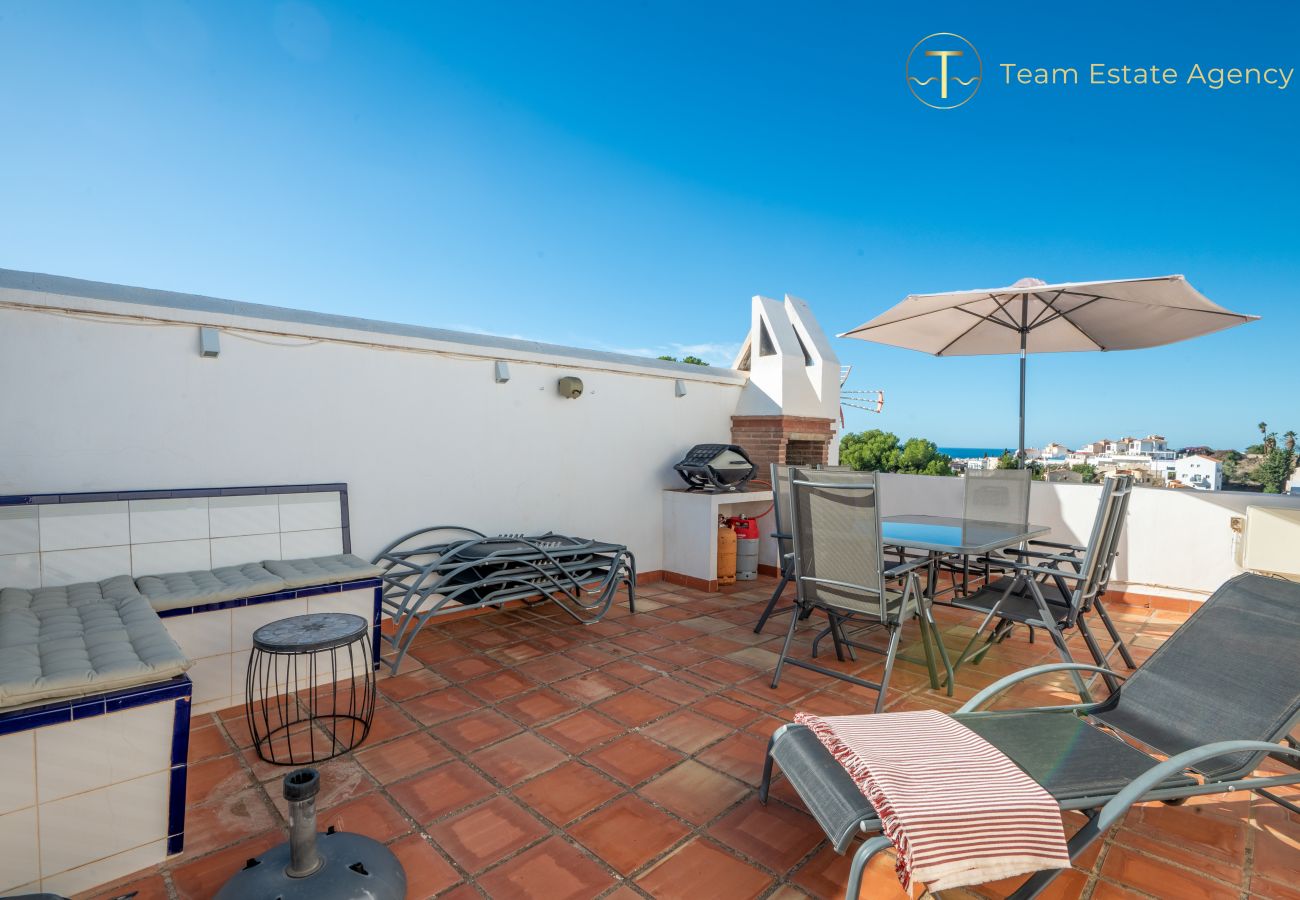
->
[2,1,1295,449]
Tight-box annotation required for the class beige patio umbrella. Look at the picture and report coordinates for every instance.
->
[839,275,1258,459]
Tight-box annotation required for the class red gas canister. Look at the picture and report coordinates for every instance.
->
[725,516,759,540]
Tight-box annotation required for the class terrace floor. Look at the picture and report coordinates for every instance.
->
[79,577,1297,900]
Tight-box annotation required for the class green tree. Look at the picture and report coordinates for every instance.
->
[1071,463,1098,483]
[657,355,709,366]
[1242,424,1296,493]
[839,429,901,472]
[838,430,953,476]
[895,438,953,476]
[996,452,1019,470]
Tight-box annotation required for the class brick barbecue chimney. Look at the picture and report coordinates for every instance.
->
[729,295,840,474]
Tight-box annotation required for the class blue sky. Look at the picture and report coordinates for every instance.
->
[2,1,1295,449]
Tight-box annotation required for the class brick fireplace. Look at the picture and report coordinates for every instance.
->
[731,414,836,474]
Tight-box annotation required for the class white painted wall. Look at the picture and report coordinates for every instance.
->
[0,291,746,573]
[880,473,1300,601]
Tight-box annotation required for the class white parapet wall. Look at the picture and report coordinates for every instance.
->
[0,270,748,575]
[878,472,1300,603]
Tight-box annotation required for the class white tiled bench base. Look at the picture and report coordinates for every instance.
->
[159,579,382,715]
[0,677,191,896]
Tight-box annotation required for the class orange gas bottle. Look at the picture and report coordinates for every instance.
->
[717,517,737,586]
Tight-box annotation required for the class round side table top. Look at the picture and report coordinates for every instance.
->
[252,612,369,653]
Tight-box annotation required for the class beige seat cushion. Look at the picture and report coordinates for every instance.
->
[0,577,190,709]
[136,563,288,611]
[263,554,383,590]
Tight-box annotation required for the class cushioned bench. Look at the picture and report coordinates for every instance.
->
[0,578,191,709]
[136,554,380,611]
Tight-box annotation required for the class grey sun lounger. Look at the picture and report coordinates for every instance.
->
[372,526,636,672]
[760,572,1300,899]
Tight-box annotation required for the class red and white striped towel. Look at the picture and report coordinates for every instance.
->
[795,709,1071,895]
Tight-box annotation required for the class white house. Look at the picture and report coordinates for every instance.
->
[1166,454,1223,491]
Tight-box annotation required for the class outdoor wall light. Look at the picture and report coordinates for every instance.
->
[675,378,687,397]
[557,376,584,399]
[494,360,510,383]
[199,326,220,358]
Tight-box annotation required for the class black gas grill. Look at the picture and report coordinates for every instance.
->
[673,444,757,492]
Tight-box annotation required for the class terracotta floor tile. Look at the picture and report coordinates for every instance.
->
[75,872,170,900]
[641,709,735,754]
[362,699,419,744]
[408,637,474,666]
[697,730,771,786]
[440,653,507,680]
[472,731,568,785]
[388,833,463,899]
[476,835,616,900]
[187,722,234,762]
[791,842,910,900]
[583,733,684,786]
[637,837,774,900]
[186,753,252,804]
[514,760,624,825]
[538,709,626,753]
[594,687,677,727]
[403,686,482,725]
[569,794,690,874]
[601,658,662,685]
[376,666,447,701]
[431,708,522,752]
[497,686,579,725]
[708,796,824,871]
[389,760,496,824]
[564,644,621,668]
[1101,845,1241,899]
[517,653,590,683]
[317,790,412,842]
[639,760,751,825]
[464,668,539,702]
[1252,806,1300,889]
[1125,801,1248,863]
[641,674,711,704]
[169,830,280,900]
[553,670,632,703]
[428,795,549,873]
[178,787,278,858]
[695,696,764,728]
[1090,880,1157,900]
[355,730,451,783]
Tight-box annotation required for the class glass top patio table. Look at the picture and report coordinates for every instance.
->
[882,514,1049,555]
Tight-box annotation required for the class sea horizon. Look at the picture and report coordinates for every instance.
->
[938,447,1012,459]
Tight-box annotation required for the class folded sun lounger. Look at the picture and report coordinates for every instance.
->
[372,526,636,672]
[760,572,1300,899]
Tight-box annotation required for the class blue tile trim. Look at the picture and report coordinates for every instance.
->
[0,675,192,736]
[167,693,191,856]
[152,578,382,619]
[371,584,383,670]
[0,483,349,507]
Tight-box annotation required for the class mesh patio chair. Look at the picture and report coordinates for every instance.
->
[754,464,797,634]
[1001,474,1138,672]
[936,467,1033,600]
[948,475,1132,694]
[770,468,953,713]
[760,572,1300,900]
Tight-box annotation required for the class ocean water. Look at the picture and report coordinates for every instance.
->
[939,447,1011,459]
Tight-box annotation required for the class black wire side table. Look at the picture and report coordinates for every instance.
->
[245,612,376,765]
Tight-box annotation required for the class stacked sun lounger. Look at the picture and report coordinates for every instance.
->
[372,526,636,672]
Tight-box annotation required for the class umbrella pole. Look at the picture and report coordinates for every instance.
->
[1017,294,1028,465]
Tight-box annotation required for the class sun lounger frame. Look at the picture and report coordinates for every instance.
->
[372,526,635,672]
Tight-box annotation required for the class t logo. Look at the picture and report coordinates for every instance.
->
[907,34,982,109]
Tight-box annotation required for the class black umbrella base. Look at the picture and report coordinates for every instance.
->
[214,829,406,900]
